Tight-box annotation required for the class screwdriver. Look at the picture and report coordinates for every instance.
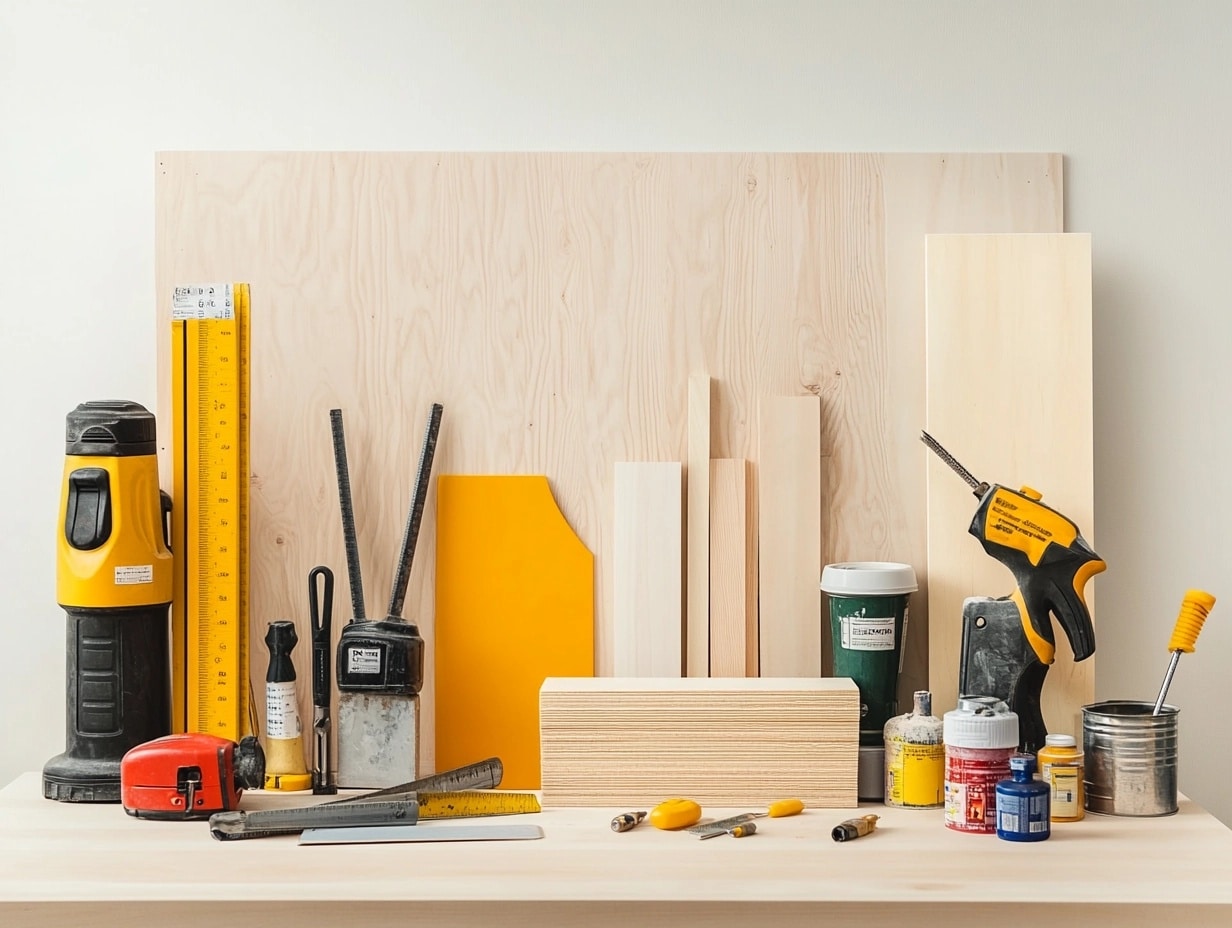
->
[1153,590,1216,715]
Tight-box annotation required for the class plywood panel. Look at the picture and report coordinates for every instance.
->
[612,462,683,676]
[685,373,712,677]
[757,395,822,676]
[153,152,1063,771]
[925,233,1094,738]
[709,459,756,677]
[539,677,858,807]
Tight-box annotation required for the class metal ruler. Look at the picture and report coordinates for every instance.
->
[211,790,541,841]
[324,757,504,803]
[300,823,544,845]
[170,282,251,739]
[686,813,763,839]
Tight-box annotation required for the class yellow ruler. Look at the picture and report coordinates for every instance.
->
[170,282,251,740]
[417,790,542,819]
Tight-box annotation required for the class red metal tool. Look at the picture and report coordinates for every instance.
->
[120,733,265,820]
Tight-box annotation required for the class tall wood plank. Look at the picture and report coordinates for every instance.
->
[686,374,712,677]
[709,459,757,677]
[612,462,683,676]
[153,152,1062,770]
[757,395,822,676]
[925,233,1094,736]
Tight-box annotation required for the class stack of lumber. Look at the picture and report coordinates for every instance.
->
[539,677,858,807]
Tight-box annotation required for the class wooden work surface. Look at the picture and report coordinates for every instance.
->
[154,152,1063,771]
[3,773,1232,927]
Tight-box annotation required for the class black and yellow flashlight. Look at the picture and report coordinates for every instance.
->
[43,401,174,802]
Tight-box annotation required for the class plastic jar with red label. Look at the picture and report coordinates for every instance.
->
[943,696,1019,834]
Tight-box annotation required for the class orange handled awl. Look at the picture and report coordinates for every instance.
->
[1153,590,1216,715]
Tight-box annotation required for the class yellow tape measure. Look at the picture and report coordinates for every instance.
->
[170,282,251,740]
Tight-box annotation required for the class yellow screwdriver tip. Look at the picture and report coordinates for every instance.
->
[1167,590,1216,653]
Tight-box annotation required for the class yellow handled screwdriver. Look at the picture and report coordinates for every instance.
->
[1152,590,1216,715]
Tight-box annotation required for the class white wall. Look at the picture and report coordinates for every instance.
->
[2,0,1229,822]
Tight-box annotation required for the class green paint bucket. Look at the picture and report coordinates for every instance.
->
[821,562,917,800]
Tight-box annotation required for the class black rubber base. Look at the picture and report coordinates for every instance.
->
[42,753,121,803]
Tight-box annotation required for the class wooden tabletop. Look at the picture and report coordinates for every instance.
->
[3,771,1232,927]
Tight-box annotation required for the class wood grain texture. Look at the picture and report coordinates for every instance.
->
[153,153,1062,770]
[757,395,822,676]
[612,462,683,676]
[685,373,712,676]
[6,772,1232,928]
[709,459,756,677]
[539,677,857,806]
[925,233,1094,736]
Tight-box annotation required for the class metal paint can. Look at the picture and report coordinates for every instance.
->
[1082,700,1179,816]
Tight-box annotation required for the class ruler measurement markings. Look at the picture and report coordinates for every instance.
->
[174,285,250,741]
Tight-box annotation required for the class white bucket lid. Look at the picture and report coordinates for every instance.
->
[943,696,1019,749]
[820,561,918,596]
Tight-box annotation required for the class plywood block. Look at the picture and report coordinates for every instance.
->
[757,396,822,676]
[435,475,594,789]
[613,462,683,676]
[539,677,858,807]
[709,459,756,677]
[153,152,1063,769]
[925,233,1094,734]
[686,373,712,677]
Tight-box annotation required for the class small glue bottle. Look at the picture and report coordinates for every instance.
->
[996,754,1050,842]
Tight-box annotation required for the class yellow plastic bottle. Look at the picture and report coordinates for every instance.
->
[1037,733,1084,822]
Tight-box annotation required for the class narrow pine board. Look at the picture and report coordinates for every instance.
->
[613,462,683,676]
[153,153,1062,768]
[757,396,822,676]
[435,475,594,789]
[539,676,858,807]
[686,374,712,677]
[709,459,756,677]
[925,233,1094,735]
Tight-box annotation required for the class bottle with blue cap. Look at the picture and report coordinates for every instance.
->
[996,754,1051,842]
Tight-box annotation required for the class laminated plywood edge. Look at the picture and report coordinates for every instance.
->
[612,462,683,677]
[541,676,860,694]
[539,677,859,807]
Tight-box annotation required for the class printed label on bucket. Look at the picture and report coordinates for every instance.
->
[840,615,896,650]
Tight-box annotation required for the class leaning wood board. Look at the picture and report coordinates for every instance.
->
[925,233,1094,736]
[709,459,757,677]
[539,677,858,807]
[612,462,683,676]
[154,153,1063,771]
[434,475,594,789]
[757,395,822,676]
[685,373,712,677]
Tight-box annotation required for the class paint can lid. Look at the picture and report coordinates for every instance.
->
[944,696,1019,749]
[1044,733,1077,748]
[820,562,918,596]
